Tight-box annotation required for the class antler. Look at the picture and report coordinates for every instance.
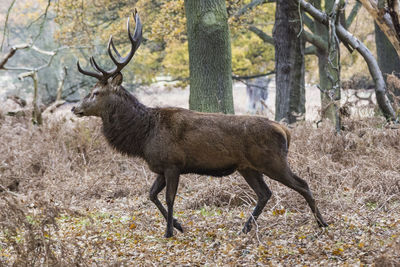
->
[77,10,143,81]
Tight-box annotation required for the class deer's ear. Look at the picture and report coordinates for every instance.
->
[111,73,123,87]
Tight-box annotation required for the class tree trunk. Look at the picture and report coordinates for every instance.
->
[56,66,68,102]
[18,71,42,125]
[273,0,306,123]
[295,0,397,120]
[313,0,340,126]
[31,72,42,125]
[375,22,400,96]
[184,0,234,114]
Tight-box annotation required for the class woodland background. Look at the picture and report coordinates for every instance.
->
[0,0,399,265]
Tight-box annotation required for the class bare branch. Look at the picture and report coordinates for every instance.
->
[346,1,362,27]
[1,0,16,51]
[32,0,52,43]
[295,0,397,120]
[303,13,316,31]
[234,0,275,18]
[1,45,69,72]
[248,26,274,44]
[18,71,35,80]
[305,45,317,54]
[232,70,275,80]
[302,30,328,52]
[249,23,322,55]
[0,44,30,69]
[30,45,56,56]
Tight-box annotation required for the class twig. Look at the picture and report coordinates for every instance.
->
[232,70,275,80]
[252,214,266,246]
[297,0,304,37]
[32,0,52,43]
[1,0,16,51]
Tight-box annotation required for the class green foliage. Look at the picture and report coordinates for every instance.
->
[232,33,274,75]
[55,0,276,86]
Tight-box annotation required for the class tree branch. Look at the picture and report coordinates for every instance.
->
[234,0,275,18]
[1,0,16,51]
[249,24,321,54]
[295,0,397,120]
[305,45,317,54]
[302,30,328,52]
[248,26,274,44]
[346,1,362,27]
[32,0,52,43]
[232,70,275,80]
[303,13,316,31]
[1,44,71,72]
[0,44,30,69]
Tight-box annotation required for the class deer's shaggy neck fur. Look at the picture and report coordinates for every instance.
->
[101,87,154,157]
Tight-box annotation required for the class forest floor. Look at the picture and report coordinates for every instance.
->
[0,102,399,266]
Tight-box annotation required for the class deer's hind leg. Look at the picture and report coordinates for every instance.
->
[239,168,272,233]
[263,162,328,227]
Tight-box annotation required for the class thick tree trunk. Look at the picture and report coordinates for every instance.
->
[273,0,306,123]
[184,0,234,114]
[375,22,400,96]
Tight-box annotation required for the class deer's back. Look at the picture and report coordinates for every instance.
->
[142,108,290,175]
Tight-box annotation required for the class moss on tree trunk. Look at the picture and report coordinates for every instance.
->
[274,0,306,123]
[185,0,234,114]
[314,0,340,126]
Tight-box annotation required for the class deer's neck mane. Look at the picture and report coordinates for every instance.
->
[101,87,154,157]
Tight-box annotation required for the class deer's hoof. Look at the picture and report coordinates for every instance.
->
[173,219,184,233]
[164,230,174,238]
[316,217,329,228]
[318,220,329,228]
[242,223,252,234]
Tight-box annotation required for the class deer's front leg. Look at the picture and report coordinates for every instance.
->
[164,168,180,238]
[149,174,183,233]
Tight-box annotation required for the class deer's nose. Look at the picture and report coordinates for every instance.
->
[71,106,76,112]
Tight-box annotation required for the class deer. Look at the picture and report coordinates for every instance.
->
[72,11,328,238]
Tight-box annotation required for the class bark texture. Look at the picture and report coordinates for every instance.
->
[313,0,341,126]
[273,0,305,123]
[375,22,400,96]
[185,0,234,114]
[358,0,400,56]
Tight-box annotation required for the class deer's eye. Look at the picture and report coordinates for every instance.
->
[93,91,99,96]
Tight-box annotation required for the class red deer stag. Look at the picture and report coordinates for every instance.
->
[72,11,328,238]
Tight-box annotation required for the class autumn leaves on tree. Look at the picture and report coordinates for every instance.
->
[2,0,400,121]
